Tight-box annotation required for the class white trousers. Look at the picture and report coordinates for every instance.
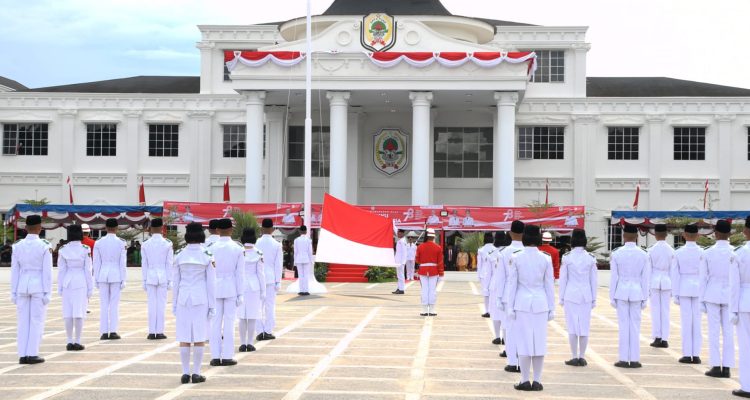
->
[396,264,406,291]
[297,263,311,293]
[650,289,670,340]
[210,297,236,360]
[259,283,277,334]
[706,302,735,367]
[679,296,702,357]
[99,283,121,334]
[16,293,46,357]
[419,275,438,305]
[505,304,518,366]
[146,284,168,334]
[616,300,642,362]
[405,260,415,280]
[738,313,750,391]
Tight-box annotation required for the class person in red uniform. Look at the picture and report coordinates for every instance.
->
[81,224,96,257]
[539,232,560,280]
[415,228,444,317]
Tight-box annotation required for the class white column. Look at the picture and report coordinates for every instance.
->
[493,92,518,207]
[265,106,286,203]
[647,114,665,209]
[187,110,214,202]
[326,91,350,201]
[346,108,362,204]
[572,114,599,206]
[123,110,142,203]
[410,92,433,206]
[196,41,215,94]
[716,114,735,209]
[57,109,77,203]
[243,91,266,203]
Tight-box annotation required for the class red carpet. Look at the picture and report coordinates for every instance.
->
[326,264,369,282]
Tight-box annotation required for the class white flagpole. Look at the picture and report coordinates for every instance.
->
[303,0,312,229]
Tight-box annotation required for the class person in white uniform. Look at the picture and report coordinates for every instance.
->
[610,224,649,368]
[489,231,508,345]
[256,218,283,341]
[393,230,407,295]
[173,222,216,384]
[294,225,314,296]
[648,224,675,348]
[559,229,597,367]
[93,218,127,340]
[205,219,220,247]
[477,232,496,318]
[238,228,265,353]
[498,221,525,371]
[57,224,94,351]
[208,218,245,367]
[701,219,735,378]
[672,223,704,364]
[11,215,52,364]
[405,232,417,281]
[141,218,174,340]
[731,216,750,398]
[507,225,554,392]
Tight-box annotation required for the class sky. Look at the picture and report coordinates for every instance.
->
[1,0,749,89]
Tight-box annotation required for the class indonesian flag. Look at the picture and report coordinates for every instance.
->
[633,181,640,210]
[223,177,231,202]
[138,177,146,205]
[315,194,398,267]
[703,179,709,209]
[67,176,74,205]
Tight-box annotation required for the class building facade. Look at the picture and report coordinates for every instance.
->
[2,0,750,247]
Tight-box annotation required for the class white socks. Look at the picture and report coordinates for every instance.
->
[493,320,502,339]
[579,336,589,358]
[65,318,73,343]
[193,346,204,375]
[519,355,531,382]
[569,334,579,359]
[239,319,257,345]
[74,318,83,343]
[239,320,247,345]
[532,356,544,382]
[422,305,429,314]
[180,347,190,375]
[484,297,490,314]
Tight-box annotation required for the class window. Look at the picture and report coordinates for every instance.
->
[2,123,48,155]
[288,126,330,177]
[222,124,246,158]
[673,127,705,160]
[607,127,639,160]
[434,127,493,178]
[532,50,565,83]
[148,124,179,157]
[607,222,623,251]
[518,127,565,160]
[673,234,686,248]
[86,123,117,156]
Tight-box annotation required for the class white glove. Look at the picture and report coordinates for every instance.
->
[610,300,617,308]
[507,310,516,320]
[641,301,647,310]
[673,297,680,306]
[701,302,707,314]
[208,308,216,319]
[236,295,244,307]
[275,282,281,291]
[10,294,17,305]
[547,311,555,321]
[167,281,173,290]
[42,293,50,306]
[120,281,127,290]
[731,313,739,325]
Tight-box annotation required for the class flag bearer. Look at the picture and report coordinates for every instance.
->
[294,225,314,296]
[477,232,496,318]
[141,218,174,340]
[415,229,444,316]
[498,221,525,371]
[393,230,407,295]
[256,219,283,341]
[93,218,127,340]
[405,232,417,280]
[648,224,675,348]
[489,231,508,346]
[209,218,244,366]
[238,228,265,353]
[57,224,94,351]
[730,216,750,397]
[672,223,704,364]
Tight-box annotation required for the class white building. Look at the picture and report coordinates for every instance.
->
[2,0,750,248]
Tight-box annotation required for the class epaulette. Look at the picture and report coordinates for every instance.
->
[513,249,522,254]
[204,250,213,257]
[257,249,264,256]
[81,244,91,250]
[206,242,215,248]
[735,245,743,251]
[175,248,184,255]
[540,250,551,257]
[165,238,172,244]
[42,239,50,245]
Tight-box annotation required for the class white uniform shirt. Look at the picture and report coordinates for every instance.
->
[477,243,497,283]
[671,242,704,298]
[210,237,245,299]
[648,240,675,290]
[11,234,53,296]
[701,240,735,305]
[463,216,474,226]
[559,247,598,304]
[205,234,220,247]
[731,243,750,313]
[610,242,650,302]
[141,234,174,286]
[293,235,314,265]
[93,234,127,283]
[394,237,407,265]
[256,234,283,284]
[507,247,555,313]
[448,216,460,226]
[57,241,94,293]
[173,244,216,307]
[496,240,525,305]
[243,245,266,295]
[406,242,417,261]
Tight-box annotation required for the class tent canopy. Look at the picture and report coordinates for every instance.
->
[5,204,163,230]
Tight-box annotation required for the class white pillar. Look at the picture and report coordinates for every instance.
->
[244,91,266,203]
[123,110,142,203]
[57,109,77,203]
[572,114,599,206]
[196,41,215,94]
[493,92,518,207]
[716,114,735,209]
[187,110,214,202]
[326,91,350,201]
[647,114,665,209]
[410,92,433,206]
[347,108,362,204]
[265,106,286,203]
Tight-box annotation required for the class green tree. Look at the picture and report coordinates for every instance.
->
[231,210,260,242]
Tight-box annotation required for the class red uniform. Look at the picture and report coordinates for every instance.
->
[415,241,444,277]
[82,236,96,258]
[539,244,560,279]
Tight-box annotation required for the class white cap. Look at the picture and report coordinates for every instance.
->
[406,231,418,238]
[542,232,553,242]
[426,228,436,237]
[81,223,91,233]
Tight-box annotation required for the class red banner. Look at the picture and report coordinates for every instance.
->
[163,202,303,228]
[442,206,585,231]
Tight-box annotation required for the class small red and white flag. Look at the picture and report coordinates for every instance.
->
[223,177,231,202]
[633,181,640,210]
[67,176,74,205]
[703,179,709,209]
[545,178,549,205]
[315,194,397,267]
[138,177,146,205]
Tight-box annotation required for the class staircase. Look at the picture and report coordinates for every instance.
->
[326,264,369,283]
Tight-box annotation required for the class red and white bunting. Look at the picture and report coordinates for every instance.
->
[224,51,306,70]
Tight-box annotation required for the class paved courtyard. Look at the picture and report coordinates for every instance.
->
[0,269,742,400]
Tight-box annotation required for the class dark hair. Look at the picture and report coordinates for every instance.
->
[208,219,220,230]
[522,225,542,246]
[493,231,506,247]
[483,232,494,244]
[67,225,83,241]
[184,222,206,244]
[571,229,587,248]
[105,218,119,228]
[241,228,257,244]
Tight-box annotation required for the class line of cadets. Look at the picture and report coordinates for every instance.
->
[11,214,750,396]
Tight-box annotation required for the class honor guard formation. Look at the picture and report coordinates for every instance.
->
[9,214,750,397]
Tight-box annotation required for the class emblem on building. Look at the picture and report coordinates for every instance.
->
[361,13,396,52]
[373,128,408,176]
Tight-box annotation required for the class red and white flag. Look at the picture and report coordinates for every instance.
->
[315,194,397,267]
[703,179,709,209]
[545,178,549,205]
[632,181,640,210]
[67,176,74,205]
[223,177,231,202]
[138,177,146,205]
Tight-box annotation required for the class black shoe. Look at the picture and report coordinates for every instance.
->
[420,313,428,317]
[256,332,275,341]
[25,356,45,364]
[210,359,221,366]
[565,358,581,366]
[100,333,109,340]
[300,292,310,296]
[692,357,702,364]
[614,361,630,368]
[514,381,532,391]
[733,389,750,398]
[678,356,693,364]
[266,333,276,340]
[705,366,723,377]
[18,357,27,364]
[147,334,156,340]
[504,365,520,373]
[481,313,490,318]
[500,338,505,345]
[578,358,587,366]
[155,334,167,340]
[109,332,121,340]
[392,290,404,294]
[66,343,75,351]
[86,309,91,314]
[73,343,85,351]
[239,344,247,352]
[428,313,437,316]
[629,361,642,368]
[650,338,662,347]
[181,374,190,384]
[723,367,732,378]
[246,344,256,352]
[658,340,669,348]
[531,381,543,391]
[499,351,507,358]
[191,374,206,383]
[221,359,238,366]
[492,338,503,345]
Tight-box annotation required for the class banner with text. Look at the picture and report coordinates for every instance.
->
[163,202,304,228]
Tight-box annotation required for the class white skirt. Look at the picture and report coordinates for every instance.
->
[514,311,548,357]
[564,301,593,336]
[488,288,504,322]
[237,289,262,320]
[62,286,87,319]
[176,301,209,343]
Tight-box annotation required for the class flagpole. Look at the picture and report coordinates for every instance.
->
[303,0,312,229]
